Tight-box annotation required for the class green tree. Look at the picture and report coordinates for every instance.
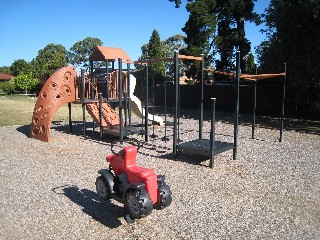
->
[67,37,103,69]
[136,30,165,85]
[181,0,217,79]
[244,52,256,74]
[257,0,320,82]
[32,44,67,81]
[215,0,259,72]
[169,0,259,74]
[0,80,15,94]
[13,73,40,93]
[148,30,166,84]
[163,34,187,77]
[0,66,11,74]
[137,34,186,79]
[10,59,31,76]
[163,34,186,55]
[169,0,183,8]
[256,0,320,113]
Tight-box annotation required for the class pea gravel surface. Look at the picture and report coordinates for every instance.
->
[0,111,319,240]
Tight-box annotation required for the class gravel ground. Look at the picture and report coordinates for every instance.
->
[0,110,319,240]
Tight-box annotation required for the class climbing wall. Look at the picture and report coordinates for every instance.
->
[30,66,77,142]
[86,102,120,128]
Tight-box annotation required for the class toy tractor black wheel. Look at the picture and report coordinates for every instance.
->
[124,189,153,221]
[95,176,111,200]
[154,184,172,210]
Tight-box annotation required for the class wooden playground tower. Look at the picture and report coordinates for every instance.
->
[30,46,137,142]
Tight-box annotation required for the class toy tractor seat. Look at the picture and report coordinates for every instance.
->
[126,165,156,182]
[122,146,157,183]
[106,145,157,181]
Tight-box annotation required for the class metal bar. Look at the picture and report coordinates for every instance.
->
[173,51,179,157]
[140,75,144,134]
[252,82,257,139]
[151,72,156,138]
[133,55,202,64]
[106,60,109,100]
[233,51,240,160]
[98,93,103,139]
[210,98,216,168]
[124,91,128,126]
[90,60,95,133]
[145,64,149,142]
[199,54,204,139]
[118,58,123,142]
[177,69,180,142]
[162,81,169,142]
[127,63,131,127]
[134,58,174,64]
[90,60,94,99]
[178,54,203,61]
[81,69,86,136]
[81,69,85,103]
[68,102,72,133]
[279,63,286,142]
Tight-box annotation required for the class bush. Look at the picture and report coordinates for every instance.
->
[0,80,15,94]
[13,73,40,93]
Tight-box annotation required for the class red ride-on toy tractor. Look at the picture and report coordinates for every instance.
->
[95,141,172,222]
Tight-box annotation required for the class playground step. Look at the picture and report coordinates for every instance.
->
[86,102,120,128]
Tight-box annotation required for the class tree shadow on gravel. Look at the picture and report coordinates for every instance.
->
[16,125,30,137]
[52,185,123,229]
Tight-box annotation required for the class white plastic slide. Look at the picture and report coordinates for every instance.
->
[129,74,164,126]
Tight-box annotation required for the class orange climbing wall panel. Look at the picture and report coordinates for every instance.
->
[86,102,120,128]
[30,66,77,142]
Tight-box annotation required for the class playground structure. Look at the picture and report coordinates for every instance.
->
[30,66,77,142]
[30,46,164,142]
[147,50,286,167]
[30,47,286,168]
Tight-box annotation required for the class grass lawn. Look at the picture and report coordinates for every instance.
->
[0,94,319,135]
[0,95,83,126]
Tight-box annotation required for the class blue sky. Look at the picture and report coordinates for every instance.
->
[0,0,270,67]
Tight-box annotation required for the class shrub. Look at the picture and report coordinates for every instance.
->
[0,80,15,94]
[13,73,40,93]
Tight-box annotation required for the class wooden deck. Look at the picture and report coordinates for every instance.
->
[177,139,233,157]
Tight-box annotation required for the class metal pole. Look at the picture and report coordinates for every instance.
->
[161,81,169,142]
[210,98,216,168]
[233,51,240,160]
[177,70,181,142]
[124,91,128,126]
[145,63,149,142]
[81,69,86,136]
[98,93,103,139]
[173,51,179,157]
[140,74,144,135]
[80,69,86,136]
[81,69,85,103]
[252,82,257,139]
[90,60,94,99]
[199,54,204,139]
[118,58,123,142]
[127,63,131,127]
[106,60,109,100]
[279,63,286,142]
[68,102,72,133]
[90,60,95,133]
[151,72,157,138]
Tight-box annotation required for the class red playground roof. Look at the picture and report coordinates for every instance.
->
[90,46,130,62]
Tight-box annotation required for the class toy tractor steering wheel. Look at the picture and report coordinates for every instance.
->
[111,138,141,156]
